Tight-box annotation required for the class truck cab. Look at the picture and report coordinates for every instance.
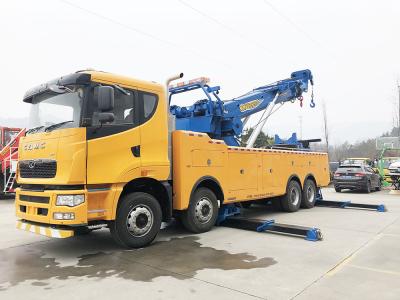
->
[16,71,171,246]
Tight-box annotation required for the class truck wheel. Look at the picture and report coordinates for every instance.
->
[334,187,341,192]
[281,180,302,212]
[181,187,218,233]
[109,192,162,248]
[301,179,317,209]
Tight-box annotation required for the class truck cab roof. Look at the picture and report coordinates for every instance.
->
[23,70,164,103]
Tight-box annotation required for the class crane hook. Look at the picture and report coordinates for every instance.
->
[298,96,303,108]
[309,86,316,108]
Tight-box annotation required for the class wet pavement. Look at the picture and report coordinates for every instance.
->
[1,187,399,299]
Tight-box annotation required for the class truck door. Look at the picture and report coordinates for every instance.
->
[135,89,168,175]
[86,85,141,184]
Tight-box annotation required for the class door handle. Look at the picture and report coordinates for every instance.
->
[131,145,141,157]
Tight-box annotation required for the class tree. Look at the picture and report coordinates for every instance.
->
[240,128,273,148]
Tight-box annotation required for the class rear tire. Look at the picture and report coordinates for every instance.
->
[375,180,382,191]
[109,192,162,248]
[301,179,317,209]
[281,180,302,212]
[181,187,218,233]
[364,181,371,194]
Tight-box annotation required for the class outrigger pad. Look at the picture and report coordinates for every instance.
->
[219,216,323,242]
[315,200,387,212]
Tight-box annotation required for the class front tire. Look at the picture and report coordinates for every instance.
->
[281,180,302,212]
[181,187,218,233]
[301,179,317,209]
[110,192,162,248]
[334,186,341,192]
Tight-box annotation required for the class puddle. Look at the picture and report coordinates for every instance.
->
[0,236,276,290]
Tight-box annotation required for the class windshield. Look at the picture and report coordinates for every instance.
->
[28,86,84,131]
[337,166,363,172]
[342,159,369,165]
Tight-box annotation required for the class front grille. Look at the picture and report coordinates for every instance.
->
[19,159,57,178]
[20,184,84,191]
[19,194,50,204]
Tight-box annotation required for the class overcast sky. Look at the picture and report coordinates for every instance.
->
[1,0,400,144]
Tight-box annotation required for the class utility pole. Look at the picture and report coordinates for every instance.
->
[398,82,400,140]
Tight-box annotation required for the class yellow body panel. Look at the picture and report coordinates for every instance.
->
[18,128,86,185]
[172,131,330,210]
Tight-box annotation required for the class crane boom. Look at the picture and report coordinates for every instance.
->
[169,69,314,146]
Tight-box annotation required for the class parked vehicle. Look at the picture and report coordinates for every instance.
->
[0,127,25,195]
[329,161,340,181]
[381,157,400,183]
[388,160,400,189]
[333,164,381,193]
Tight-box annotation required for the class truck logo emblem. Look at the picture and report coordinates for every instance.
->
[24,142,46,151]
[239,100,261,112]
[28,161,36,169]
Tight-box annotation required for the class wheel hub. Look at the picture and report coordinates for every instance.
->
[126,205,153,237]
[195,197,213,223]
[290,188,300,206]
[306,186,315,203]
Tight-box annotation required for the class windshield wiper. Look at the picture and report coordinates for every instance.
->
[45,120,74,132]
[26,126,45,135]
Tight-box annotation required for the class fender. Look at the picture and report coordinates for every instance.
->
[189,175,225,204]
[287,174,302,189]
[303,173,316,187]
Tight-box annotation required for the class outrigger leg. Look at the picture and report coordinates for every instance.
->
[216,205,323,242]
[315,188,387,212]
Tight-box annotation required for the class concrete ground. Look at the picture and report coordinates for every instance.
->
[0,187,399,300]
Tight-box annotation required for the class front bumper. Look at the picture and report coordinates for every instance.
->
[15,188,88,226]
[16,220,74,238]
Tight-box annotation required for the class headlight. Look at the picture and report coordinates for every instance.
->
[56,195,85,207]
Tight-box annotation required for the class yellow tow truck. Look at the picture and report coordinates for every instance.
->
[15,70,329,248]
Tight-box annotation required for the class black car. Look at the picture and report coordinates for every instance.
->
[333,164,381,193]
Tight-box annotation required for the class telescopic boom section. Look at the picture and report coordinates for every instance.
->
[169,69,314,146]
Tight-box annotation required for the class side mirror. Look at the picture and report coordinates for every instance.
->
[97,86,114,111]
[98,112,115,124]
